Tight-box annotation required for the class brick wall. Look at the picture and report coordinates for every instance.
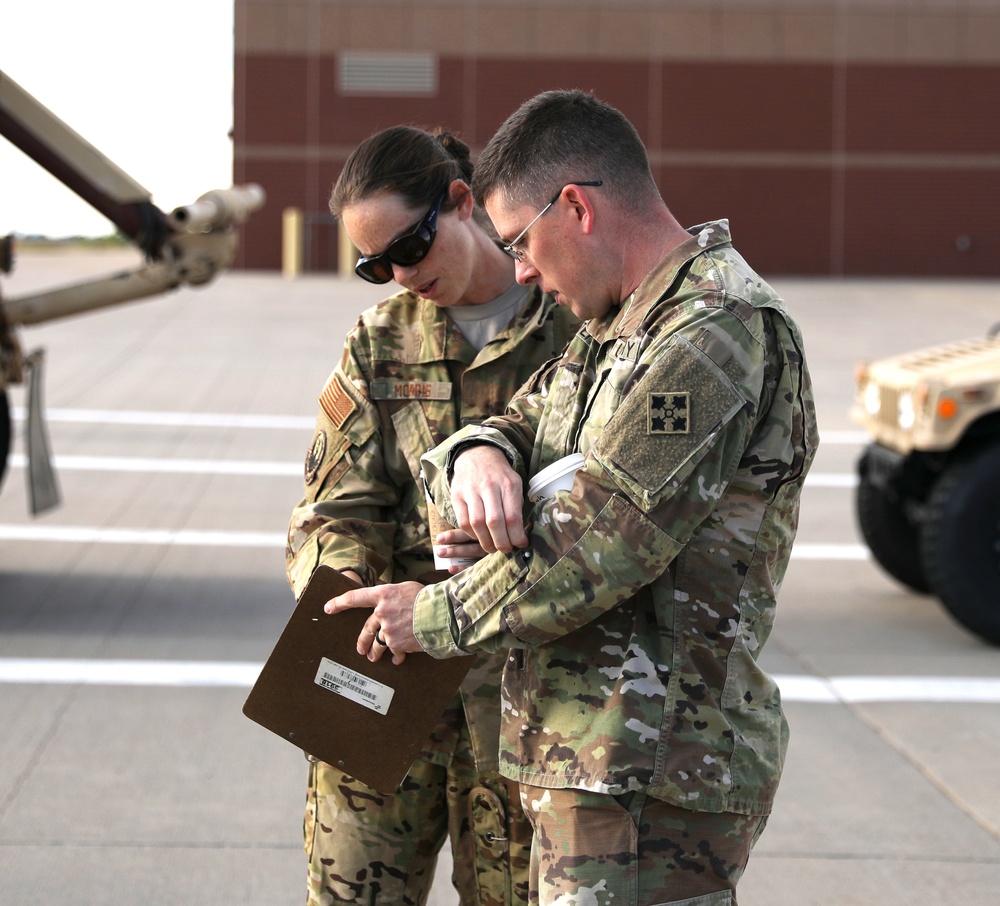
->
[233,1,1000,276]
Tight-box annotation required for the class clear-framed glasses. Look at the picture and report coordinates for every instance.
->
[502,181,602,262]
[355,190,447,284]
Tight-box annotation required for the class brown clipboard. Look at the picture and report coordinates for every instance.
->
[242,565,473,794]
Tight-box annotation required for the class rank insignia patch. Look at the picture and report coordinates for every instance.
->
[648,392,690,434]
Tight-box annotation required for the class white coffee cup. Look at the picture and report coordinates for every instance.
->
[527,452,586,503]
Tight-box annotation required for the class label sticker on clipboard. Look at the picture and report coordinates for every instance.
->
[315,657,395,714]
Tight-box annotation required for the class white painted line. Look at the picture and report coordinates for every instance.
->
[1,658,997,704]
[11,406,315,431]
[829,676,1000,703]
[775,675,1000,704]
[0,525,866,557]
[0,524,868,557]
[8,407,869,445]
[805,472,858,488]
[774,675,839,703]
[0,524,285,547]
[7,454,857,486]
[8,453,300,476]
[0,658,261,687]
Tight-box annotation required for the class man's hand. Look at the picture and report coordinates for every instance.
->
[450,445,528,553]
[325,582,423,664]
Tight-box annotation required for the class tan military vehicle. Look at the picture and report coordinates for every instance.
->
[851,328,1000,644]
[1,69,263,514]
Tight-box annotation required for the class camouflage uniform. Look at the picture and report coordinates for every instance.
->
[287,284,578,906]
[521,787,767,905]
[418,221,819,904]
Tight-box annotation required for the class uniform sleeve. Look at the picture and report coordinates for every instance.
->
[418,352,560,527]
[286,337,400,599]
[414,309,765,655]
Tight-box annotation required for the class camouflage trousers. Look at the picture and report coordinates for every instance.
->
[519,786,767,906]
[304,723,531,906]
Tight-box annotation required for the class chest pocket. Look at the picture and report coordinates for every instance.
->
[573,336,641,453]
[608,337,642,393]
[390,400,449,483]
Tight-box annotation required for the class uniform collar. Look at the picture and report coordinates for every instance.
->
[417,284,547,363]
[593,219,733,341]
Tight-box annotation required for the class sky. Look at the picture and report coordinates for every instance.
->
[1,1,234,238]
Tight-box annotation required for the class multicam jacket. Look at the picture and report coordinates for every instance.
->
[418,220,819,814]
[286,285,578,769]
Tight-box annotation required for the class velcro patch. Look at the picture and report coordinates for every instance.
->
[319,374,357,429]
[595,334,744,506]
[369,379,452,401]
[648,392,690,434]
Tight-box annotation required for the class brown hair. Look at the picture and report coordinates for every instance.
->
[472,90,658,213]
[330,126,474,219]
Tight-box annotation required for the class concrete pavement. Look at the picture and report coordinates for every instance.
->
[1,249,998,904]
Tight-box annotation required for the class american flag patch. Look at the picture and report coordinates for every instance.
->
[648,392,690,434]
[319,376,357,429]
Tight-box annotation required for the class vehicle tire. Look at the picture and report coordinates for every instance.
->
[920,445,1000,645]
[0,389,10,490]
[856,453,931,594]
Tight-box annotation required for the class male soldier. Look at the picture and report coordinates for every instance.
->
[329,91,819,906]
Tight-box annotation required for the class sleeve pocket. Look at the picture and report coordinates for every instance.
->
[594,335,745,510]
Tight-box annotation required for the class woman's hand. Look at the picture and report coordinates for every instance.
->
[432,527,487,573]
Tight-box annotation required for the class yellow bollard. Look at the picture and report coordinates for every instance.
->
[282,207,303,279]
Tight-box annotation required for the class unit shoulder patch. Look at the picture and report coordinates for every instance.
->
[304,429,327,485]
[648,392,690,434]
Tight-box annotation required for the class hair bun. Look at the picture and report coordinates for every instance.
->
[435,129,473,181]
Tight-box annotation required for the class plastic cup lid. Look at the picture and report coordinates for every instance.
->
[527,452,585,497]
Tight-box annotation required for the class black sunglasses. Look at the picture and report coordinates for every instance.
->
[354,190,446,284]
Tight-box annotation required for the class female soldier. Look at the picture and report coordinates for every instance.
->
[286,126,578,906]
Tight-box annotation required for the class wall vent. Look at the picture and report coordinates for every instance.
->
[338,52,437,95]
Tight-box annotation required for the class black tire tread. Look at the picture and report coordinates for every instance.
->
[921,445,1000,645]
[856,454,931,594]
[0,390,10,490]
